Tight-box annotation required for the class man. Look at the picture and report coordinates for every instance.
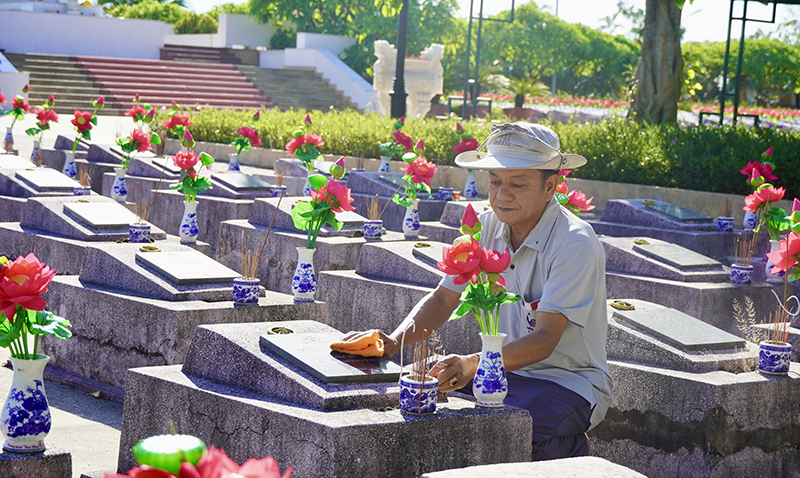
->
[342,122,612,460]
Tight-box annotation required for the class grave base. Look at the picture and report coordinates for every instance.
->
[0,447,72,478]
[0,195,26,223]
[421,457,647,478]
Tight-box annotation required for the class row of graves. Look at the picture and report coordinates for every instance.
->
[0,124,798,478]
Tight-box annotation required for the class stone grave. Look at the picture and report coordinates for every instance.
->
[42,243,326,396]
[319,240,482,357]
[0,155,36,222]
[118,320,532,477]
[589,198,770,263]
[422,457,647,478]
[216,196,405,295]
[347,171,447,232]
[80,143,126,194]
[0,167,80,198]
[0,195,167,274]
[272,157,325,196]
[0,154,36,170]
[420,200,490,244]
[602,236,781,337]
[0,447,73,478]
[590,298,800,478]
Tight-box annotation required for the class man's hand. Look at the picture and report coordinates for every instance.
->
[429,353,479,393]
[339,329,399,357]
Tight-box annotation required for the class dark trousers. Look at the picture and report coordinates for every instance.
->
[461,373,592,460]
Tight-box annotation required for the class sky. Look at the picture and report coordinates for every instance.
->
[185,0,799,44]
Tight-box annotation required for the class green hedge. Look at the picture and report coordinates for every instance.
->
[186,108,800,198]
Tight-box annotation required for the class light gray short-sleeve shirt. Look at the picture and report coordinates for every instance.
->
[440,197,612,429]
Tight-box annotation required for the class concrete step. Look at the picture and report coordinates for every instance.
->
[77,56,240,72]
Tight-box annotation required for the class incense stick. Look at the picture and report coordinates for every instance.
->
[239,191,284,279]
[734,233,754,266]
[378,181,407,219]
[366,194,380,220]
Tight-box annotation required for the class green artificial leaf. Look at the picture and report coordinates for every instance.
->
[0,256,7,267]
[554,192,569,206]
[788,267,800,283]
[90,116,98,126]
[324,208,343,231]
[449,301,474,321]
[29,311,72,339]
[0,311,22,348]
[792,223,800,235]
[199,152,213,165]
[391,194,413,208]
[25,127,39,137]
[401,152,416,163]
[150,133,162,145]
[307,174,328,191]
[291,201,314,231]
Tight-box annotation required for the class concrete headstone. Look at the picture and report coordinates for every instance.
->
[632,242,721,271]
[15,169,78,192]
[0,155,35,170]
[63,202,140,230]
[645,202,712,223]
[135,251,239,285]
[212,172,271,191]
[411,242,445,268]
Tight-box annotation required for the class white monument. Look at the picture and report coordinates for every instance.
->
[373,40,444,118]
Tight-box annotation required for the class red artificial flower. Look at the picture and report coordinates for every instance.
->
[566,190,595,211]
[739,161,778,183]
[173,150,199,178]
[163,114,194,131]
[0,253,56,320]
[489,275,507,295]
[311,179,355,213]
[393,131,413,152]
[794,198,800,213]
[96,96,104,107]
[414,138,424,152]
[461,203,479,228]
[0,90,5,106]
[329,156,345,180]
[438,238,482,285]
[236,126,262,148]
[557,179,569,195]
[766,232,800,274]
[480,247,512,274]
[303,133,324,148]
[236,456,292,478]
[304,114,312,125]
[764,147,774,157]
[284,136,304,154]
[12,96,29,112]
[456,122,463,131]
[131,128,152,153]
[743,186,785,213]
[401,157,437,187]
[125,105,147,119]
[558,169,571,178]
[71,110,93,132]
[453,137,478,154]
[33,108,58,127]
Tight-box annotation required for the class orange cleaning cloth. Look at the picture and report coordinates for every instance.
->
[330,331,385,357]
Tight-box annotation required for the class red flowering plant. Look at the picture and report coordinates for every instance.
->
[108,434,292,478]
[232,111,262,155]
[553,169,595,216]
[170,146,215,202]
[391,138,438,208]
[69,96,104,153]
[124,94,155,130]
[379,115,413,158]
[437,204,521,335]
[4,84,30,130]
[25,95,58,144]
[291,160,355,249]
[161,102,194,142]
[285,114,325,172]
[0,254,72,360]
[453,122,479,155]
[116,127,162,170]
[742,150,789,242]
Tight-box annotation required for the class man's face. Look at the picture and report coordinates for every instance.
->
[488,169,558,232]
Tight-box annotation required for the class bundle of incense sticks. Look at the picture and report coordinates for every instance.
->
[240,191,283,278]
[366,194,380,220]
[734,233,754,266]
[79,163,91,187]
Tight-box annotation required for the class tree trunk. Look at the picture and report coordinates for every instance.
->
[515,93,525,109]
[627,0,683,124]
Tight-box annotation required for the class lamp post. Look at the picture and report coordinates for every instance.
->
[551,0,559,95]
[390,0,409,118]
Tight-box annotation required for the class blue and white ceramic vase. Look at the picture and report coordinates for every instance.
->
[765,240,784,284]
[233,277,260,304]
[730,264,753,285]
[463,170,478,199]
[402,198,420,239]
[3,127,13,153]
[438,187,454,201]
[363,219,383,240]
[743,211,758,231]
[62,151,77,179]
[179,200,199,243]
[270,185,287,198]
[227,153,240,172]
[473,333,508,408]
[73,186,91,196]
[292,247,317,302]
[30,141,41,165]
[303,169,314,197]
[378,156,391,173]
[758,341,791,375]
[399,375,438,414]
[1,355,51,453]
[716,216,733,232]
[129,223,151,243]
[111,167,127,203]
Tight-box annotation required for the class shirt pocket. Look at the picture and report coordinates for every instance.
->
[521,295,541,333]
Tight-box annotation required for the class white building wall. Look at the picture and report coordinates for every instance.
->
[296,32,355,57]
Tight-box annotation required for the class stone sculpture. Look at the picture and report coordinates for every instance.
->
[373,40,444,118]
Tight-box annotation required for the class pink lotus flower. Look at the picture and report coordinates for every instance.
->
[438,238,482,285]
[740,161,778,183]
[304,133,324,148]
[566,190,595,211]
[401,156,437,187]
[253,110,260,120]
[134,93,140,102]
[162,114,193,131]
[311,179,355,213]
[453,137,478,154]
[183,129,194,145]
[558,169,571,178]
[489,275,507,295]
[22,84,28,93]
[766,232,800,274]
[173,150,199,179]
[393,131,413,152]
[285,136,304,153]
[33,108,58,127]
[304,114,312,125]
[0,253,56,320]
[557,180,569,195]
[71,110,93,132]
[124,105,146,119]
[12,96,29,112]
[0,90,5,106]
[764,147,774,157]
[793,198,800,213]
[96,96,104,107]
[329,156,345,180]
[236,126,262,148]
[744,186,785,213]
[480,247,511,274]
[129,128,150,153]
[47,95,54,105]
[456,122,463,131]
[462,203,479,229]
[414,138,424,152]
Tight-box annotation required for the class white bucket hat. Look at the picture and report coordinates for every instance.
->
[455,122,587,170]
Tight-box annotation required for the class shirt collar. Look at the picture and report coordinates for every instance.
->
[494,197,561,253]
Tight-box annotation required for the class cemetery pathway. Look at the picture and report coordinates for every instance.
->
[0,347,123,477]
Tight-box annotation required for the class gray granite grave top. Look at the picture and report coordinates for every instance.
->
[85,144,123,164]
[63,202,140,230]
[274,157,315,178]
[19,196,167,241]
[357,241,446,288]
[79,242,237,301]
[15,168,79,192]
[260,332,401,383]
[249,196,365,236]
[599,199,717,231]
[601,236,728,282]
[126,156,182,179]
[439,200,491,227]
[212,171,272,191]
[632,240,722,271]
[606,299,756,372]
[0,154,35,170]
[182,320,406,410]
[135,250,239,285]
